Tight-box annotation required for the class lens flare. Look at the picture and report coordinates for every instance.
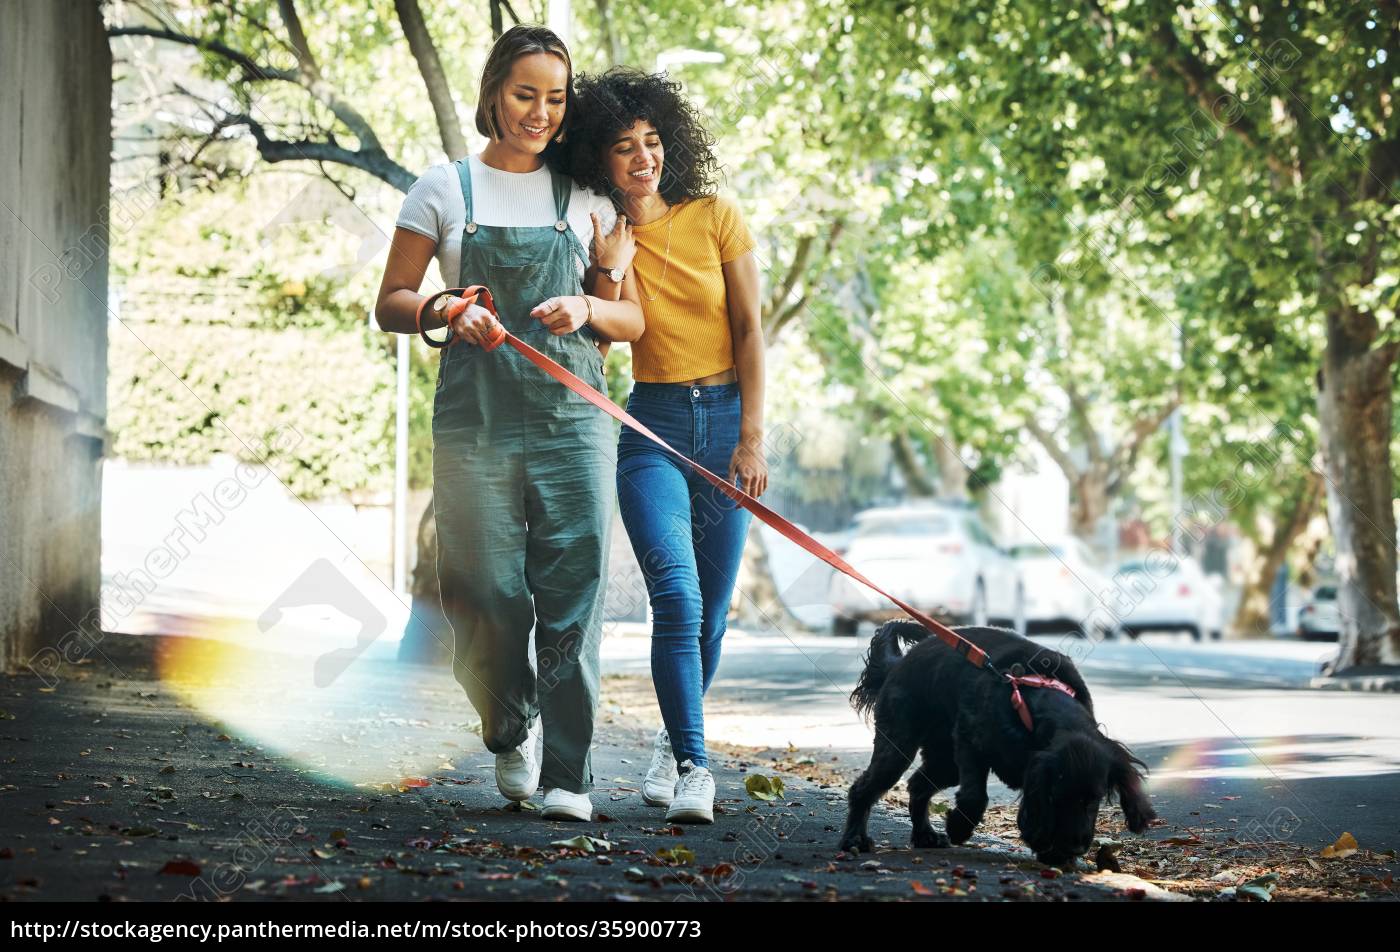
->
[156,625,484,789]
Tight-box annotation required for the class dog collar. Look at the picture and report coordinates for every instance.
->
[1005,674,1076,731]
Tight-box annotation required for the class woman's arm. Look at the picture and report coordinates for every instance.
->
[530,280,644,343]
[723,250,768,497]
[374,227,442,335]
[374,226,503,347]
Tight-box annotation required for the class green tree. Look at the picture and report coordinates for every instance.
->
[827,0,1398,666]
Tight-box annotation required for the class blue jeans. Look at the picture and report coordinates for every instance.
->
[616,382,753,769]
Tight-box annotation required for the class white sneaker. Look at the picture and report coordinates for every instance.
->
[541,787,592,821]
[665,760,714,824]
[494,718,542,802]
[642,727,678,807]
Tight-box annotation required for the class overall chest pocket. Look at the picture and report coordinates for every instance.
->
[486,260,569,327]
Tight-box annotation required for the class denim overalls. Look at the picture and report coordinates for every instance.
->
[432,158,614,794]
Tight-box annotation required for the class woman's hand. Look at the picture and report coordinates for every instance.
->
[531,295,591,335]
[729,436,768,498]
[591,212,635,273]
[448,300,502,348]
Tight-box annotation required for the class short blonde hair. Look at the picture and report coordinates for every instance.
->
[475,24,573,141]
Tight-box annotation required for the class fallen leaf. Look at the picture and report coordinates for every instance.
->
[1237,872,1279,902]
[1320,832,1358,859]
[657,845,695,866]
[551,835,611,853]
[744,774,785,801]
[158,860,201,877]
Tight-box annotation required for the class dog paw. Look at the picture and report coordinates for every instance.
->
[945,813,975,845]
[911,828,950,849]
[838,833,873,854]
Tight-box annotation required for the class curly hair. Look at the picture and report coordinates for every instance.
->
[566,67,720,207]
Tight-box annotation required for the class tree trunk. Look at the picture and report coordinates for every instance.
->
[890,431,937,497]
[397,495,453,664]
[931,437,970,500]
[1317,328,1400,672]
[592,0,624,66]
[1232,469,1324,638]
[732,522,805,632]
[1070,462,1111,539]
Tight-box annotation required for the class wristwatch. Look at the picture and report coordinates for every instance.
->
[600,265,625,284]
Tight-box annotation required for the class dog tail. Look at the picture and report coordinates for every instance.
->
[850,620,927,720]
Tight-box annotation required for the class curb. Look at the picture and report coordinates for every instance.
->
[1309,673,1400,693]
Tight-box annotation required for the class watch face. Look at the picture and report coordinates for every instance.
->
[433,295,449,312]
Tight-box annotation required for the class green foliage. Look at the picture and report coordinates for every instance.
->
[109,321,396,499]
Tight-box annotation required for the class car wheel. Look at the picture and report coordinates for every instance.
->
[831,616,858,637]
[1210,629,1223,641]
[970,582,988,628]
[1186,624,1202,642]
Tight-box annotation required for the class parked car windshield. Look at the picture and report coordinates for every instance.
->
[1011,544,1065,559]
[854,514,952,538]
[1118,558,1198,579]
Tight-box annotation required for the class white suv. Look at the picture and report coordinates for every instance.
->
[827,502,1024,636]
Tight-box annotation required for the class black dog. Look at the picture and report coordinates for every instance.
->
[840,621,1155,866]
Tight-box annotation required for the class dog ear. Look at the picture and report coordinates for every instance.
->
[1106,738,1156,833]
[1016,752,1056,852]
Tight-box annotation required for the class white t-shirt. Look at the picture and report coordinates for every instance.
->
[394,156,617,287]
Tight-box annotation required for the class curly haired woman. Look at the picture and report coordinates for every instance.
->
[568,68,767,823]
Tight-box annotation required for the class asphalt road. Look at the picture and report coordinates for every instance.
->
[601,629,1400,866]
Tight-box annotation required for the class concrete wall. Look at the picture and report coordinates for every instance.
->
[0,1,111,671]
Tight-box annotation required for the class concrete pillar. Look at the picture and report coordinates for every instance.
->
[0,0,111,672]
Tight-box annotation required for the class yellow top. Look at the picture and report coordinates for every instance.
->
[628,195,755,383]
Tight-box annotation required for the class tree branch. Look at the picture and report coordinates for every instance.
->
[107,26,296,82]
[1143,18,1292,180]
[1107,397,1181,480]
[273,0,386,156]
[765,234,816,321]
[276,0,318,74]
[394,0,469,159]
[1023,415,1081,481]
[110,14,405,187]
[226,109,415,191]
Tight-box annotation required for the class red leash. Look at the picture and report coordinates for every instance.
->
[417,288,998,671]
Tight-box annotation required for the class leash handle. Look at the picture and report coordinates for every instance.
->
[415,286,503,350]
[418,285,991,669]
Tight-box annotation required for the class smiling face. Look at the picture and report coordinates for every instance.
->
[492,52,568,157]
[604,119,664,202]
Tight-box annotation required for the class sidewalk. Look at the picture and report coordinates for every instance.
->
[0,631,1163,902]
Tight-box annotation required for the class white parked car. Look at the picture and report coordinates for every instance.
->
[827,502,1023,636]
[1297,585,1340,641]
[1011,537,1114,637]
[1111,556,1224,641]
